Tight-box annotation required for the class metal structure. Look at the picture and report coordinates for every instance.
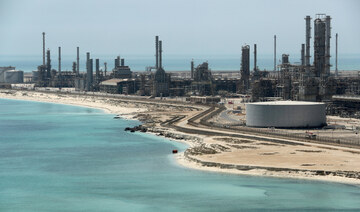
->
[159,40,162,69]
[240,45,250,92]
[76,47,80,75]
[46,49,51,76]
[301,44,305,65]
[305,16,311,66]
[325,15,331,76]
[155,36,159,69]
[254,44,257,71]
[274,35,276,71]
[282,54,289,64]
[314,14,331,77]
[246,101,326,128]
[86,52,93,91]
[104,62,107,76]
[96,59,100,79]
[152,36,170,97]
[42,32,46,66]
[335,33,338,77]
[58,47,61,73]
[191,59,194,79]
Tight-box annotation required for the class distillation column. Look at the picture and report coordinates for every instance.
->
[305,16,312,66]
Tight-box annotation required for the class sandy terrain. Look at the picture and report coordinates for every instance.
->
[1,89,360,185]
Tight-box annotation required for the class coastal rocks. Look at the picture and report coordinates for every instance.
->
[124,125,147,133]
[146,127,201,143]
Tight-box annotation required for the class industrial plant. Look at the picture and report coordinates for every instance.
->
[1,14,360,122]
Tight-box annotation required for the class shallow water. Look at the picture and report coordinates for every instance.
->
[0,98,359,211]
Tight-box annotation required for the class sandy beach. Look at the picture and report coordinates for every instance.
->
[1,89,360,185]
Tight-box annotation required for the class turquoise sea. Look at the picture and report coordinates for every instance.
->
[0,54,359,72]
[0,98,360,211]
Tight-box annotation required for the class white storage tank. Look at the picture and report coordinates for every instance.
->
[4,70,24,83]
[246,101,326,128]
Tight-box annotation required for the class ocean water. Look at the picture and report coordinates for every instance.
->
[0,98,360,211]
[0,54,359,72]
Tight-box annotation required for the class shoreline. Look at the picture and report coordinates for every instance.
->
[1,89,360,185]
[175,153,360,186]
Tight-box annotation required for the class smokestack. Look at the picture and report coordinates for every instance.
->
[96,59,100,78]
[301,44,305,65]
[121,58,125,66]
[46,49,51,77]
[42,32,45,66]
[305,15,312,66]
[115,56,120,68]
[76,47,80,75]
[335,33,338,77]
[254,44,257,71]
[86,52,90,71]
[72,62,76,73]
[86,58,93,91]
[325,15,331,76]
[155,36,159,69]
[104,62,107,76]
[159,40,162,69]
[58,47,61,73]
[191,59,194,79]
[274,35,276,71]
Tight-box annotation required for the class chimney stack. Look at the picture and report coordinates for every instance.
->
[254,44,257,71]
[86,52,90,71]
[335,33,338,77]
[301,44,305,66]
[155,36,159,69]
[274,35,276,71]
[46,49,51,77]
[191,59,194,79]
[305,15,312,66]
[76,47,80,75]
[115,56,120,68]
[159,40,162,69]
[42,32,46,66]
[121,58,125,66]
[58,47,61,73]
[96,59,100,78]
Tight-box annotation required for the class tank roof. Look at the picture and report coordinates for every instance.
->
[247,101,325,106]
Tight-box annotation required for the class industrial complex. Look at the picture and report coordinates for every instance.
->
[1,14,360,128]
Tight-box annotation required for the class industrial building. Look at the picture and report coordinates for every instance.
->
[246,101,326,128]
[191,62,214,96]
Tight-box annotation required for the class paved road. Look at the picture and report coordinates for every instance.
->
[218,110,243,124]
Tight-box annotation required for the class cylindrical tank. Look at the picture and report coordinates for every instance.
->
[4,70,24,83]
[246,101,326,128]
[282,54,289,64]
[32,71,39,82]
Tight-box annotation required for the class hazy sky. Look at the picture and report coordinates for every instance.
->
[0,0,359,56]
